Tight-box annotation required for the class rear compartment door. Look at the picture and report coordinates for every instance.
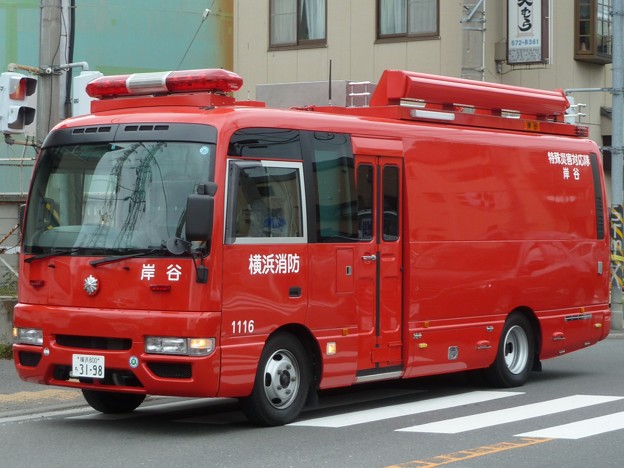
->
[355,154,403,376]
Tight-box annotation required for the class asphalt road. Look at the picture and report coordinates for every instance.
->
[0,355,86,417]
[1,332,623,468]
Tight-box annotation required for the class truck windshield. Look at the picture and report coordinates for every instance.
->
[23,141,214,255]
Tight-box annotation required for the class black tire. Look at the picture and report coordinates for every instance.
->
[82,390,146,414]
[240,333,310,426]
[484,313,535,388]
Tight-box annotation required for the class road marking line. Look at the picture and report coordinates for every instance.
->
[397,395,624,433]
[516,410,624,439]
[385,437,552,468]
[0,407,94,424]
[288,391,523,428]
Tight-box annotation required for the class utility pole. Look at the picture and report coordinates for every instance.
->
[611,0,624,330]
[37,0,70,144]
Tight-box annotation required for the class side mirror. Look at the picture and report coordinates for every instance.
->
[185,182,217,242]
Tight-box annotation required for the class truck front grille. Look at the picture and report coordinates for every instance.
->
[147,362,192,379]
[56,335,132,351]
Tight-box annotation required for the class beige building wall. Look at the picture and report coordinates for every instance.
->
[233,1,611,144]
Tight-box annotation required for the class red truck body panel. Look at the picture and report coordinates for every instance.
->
[13,69,610,409]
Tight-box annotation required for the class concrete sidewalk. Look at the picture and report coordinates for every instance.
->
[0,358,84,416]
[0,298,14,345]
[0,356,41,394]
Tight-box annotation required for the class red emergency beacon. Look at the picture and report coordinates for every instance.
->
[85,68,243,99]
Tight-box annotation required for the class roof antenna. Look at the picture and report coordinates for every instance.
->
[328,59,332,106]
[177,8,211,70]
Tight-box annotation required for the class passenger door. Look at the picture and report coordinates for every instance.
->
[221,159,308,348]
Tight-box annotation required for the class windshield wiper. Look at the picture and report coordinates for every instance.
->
[90,248,165,267]
[24,248,81,264]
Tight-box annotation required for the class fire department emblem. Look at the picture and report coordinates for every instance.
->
[83,275,99,296]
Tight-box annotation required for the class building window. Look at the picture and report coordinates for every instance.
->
[270,0,326,48]
[575,0,612,64]
[377,0,438,40]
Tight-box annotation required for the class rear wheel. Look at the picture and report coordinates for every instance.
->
[82,390,146,414]
[485,313,534,387]
[240,333,310,426]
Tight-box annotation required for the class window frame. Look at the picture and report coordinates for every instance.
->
[574,0,612,64]
[225,159,308,245]
[376,0,440,42]
[382,165,400,242]
[269,0,327,50]
[310,132,358,243]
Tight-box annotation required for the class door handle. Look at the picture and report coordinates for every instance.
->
[289,286,302,298]
[361,254,377,262]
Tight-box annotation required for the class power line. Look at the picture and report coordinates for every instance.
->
[177,2,216,70]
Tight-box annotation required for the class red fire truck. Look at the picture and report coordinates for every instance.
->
[13,68,611,426]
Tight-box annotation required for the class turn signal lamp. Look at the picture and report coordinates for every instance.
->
[86,69,243,99]
[145,336,215,356]
[13,327,43,346]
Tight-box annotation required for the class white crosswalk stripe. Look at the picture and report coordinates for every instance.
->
[288,391,624,440]
[516,411,624,439]
[31,390,624,440]
[288,390,523,428]
[397,395,624,434]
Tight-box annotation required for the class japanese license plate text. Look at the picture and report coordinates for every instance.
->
[71,354,105,379]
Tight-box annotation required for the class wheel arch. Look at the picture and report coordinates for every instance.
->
[270,324,323,390]
[239,324,320,425]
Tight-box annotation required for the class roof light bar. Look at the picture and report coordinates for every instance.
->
[371,70,569,119]
[85,69,243,99]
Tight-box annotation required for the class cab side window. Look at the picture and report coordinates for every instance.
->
[227,161,306,244]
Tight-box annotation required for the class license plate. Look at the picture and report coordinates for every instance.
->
[71,354,105,379]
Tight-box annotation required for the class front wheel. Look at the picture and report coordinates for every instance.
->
[82,389,146,414]
[484,313,535,388]
[240,333,310,426]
